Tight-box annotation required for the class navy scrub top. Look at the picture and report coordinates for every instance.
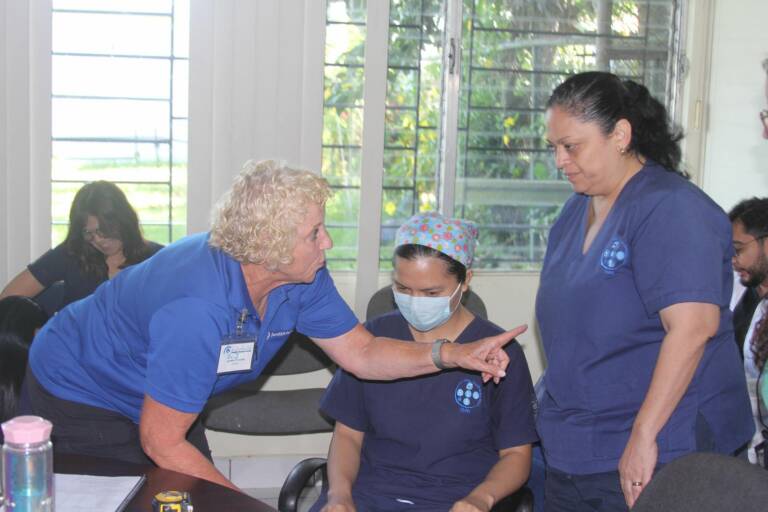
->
[535,162,754,475]
[27,241,163,312]
[313,312,538,511]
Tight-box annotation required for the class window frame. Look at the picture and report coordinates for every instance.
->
[49,2,189,246]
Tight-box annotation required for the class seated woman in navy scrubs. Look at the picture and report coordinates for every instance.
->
[0,181,162,313]
[311,212,538,512]
[536,72,754,511]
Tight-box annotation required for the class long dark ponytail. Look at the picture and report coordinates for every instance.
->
[547,71,686,177]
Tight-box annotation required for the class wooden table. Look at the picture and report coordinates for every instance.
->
[54,453,277,511]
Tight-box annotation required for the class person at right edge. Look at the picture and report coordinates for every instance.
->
[536,71,754,512]
[731,54,768,355]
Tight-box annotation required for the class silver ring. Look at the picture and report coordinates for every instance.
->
[631,481,643,487]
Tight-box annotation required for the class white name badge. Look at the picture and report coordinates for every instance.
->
[217,339,256,375]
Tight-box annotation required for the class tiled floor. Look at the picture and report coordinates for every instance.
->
[245,484,321,511]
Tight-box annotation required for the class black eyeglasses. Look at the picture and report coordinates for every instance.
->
[734,235,768,257]
[81,228,116,242]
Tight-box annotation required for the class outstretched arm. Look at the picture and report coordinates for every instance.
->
[314,323,527,382]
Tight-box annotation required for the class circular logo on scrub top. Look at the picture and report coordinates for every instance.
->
[455,379,482,410]
[600,237,629,273]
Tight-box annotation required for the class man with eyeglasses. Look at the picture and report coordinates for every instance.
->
[729,197,768,463]
[731,58,768,358]
[730,199,768,358]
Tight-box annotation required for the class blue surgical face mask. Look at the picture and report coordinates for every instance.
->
[393,282,463,332]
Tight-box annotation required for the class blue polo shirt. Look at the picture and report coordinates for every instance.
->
[535,162,754,474]
[29,232,359,423]
[311,312,538,511]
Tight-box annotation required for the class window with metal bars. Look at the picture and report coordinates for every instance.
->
[51,0,189,246]
[453,0,680,269]
[324,0,681,272]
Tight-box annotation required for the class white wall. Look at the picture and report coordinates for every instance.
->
[0,0,51,286]
[700,0,768,208]
[1,2,7,283]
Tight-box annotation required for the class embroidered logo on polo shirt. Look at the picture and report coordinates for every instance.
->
[455,379,482,413]
[600,237,629,273]
[266,330,292,340]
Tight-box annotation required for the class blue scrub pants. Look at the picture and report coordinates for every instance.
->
[544,468,628,512]
[542,413,725,512]
[528,443,546,512]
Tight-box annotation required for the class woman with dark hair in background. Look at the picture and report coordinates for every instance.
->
[0,181,163,313]
[536,72,754,511]
[0,296,48,425]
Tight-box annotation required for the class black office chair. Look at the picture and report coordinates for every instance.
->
[632,452,768,512]
[278,286,534,512]
[366,284,488,321]
[33,281,65,316]
[201,331,335,436]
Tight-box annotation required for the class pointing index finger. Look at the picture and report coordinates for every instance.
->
[490,324,528,348]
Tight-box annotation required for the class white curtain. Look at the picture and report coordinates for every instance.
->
[187,0,326,234]
[0,0,51,286]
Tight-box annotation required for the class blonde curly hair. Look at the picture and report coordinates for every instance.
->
[209,159,332,268]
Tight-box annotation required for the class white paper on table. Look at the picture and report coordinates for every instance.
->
[54,473,146,512]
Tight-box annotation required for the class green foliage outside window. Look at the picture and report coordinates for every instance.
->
[323,0,677,271]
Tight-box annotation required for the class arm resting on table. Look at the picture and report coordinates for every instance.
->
[314,323,526,382]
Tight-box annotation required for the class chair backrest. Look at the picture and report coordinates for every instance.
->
[201,331,335,436]
[632,452,768,512]
[34,281,65,316]
[366,285,488,322]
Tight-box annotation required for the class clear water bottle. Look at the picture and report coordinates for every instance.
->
[1,416,54,511]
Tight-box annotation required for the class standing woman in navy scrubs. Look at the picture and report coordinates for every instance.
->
[536,72,754,511]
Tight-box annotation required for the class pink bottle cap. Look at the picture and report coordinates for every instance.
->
[1,416,53,444]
